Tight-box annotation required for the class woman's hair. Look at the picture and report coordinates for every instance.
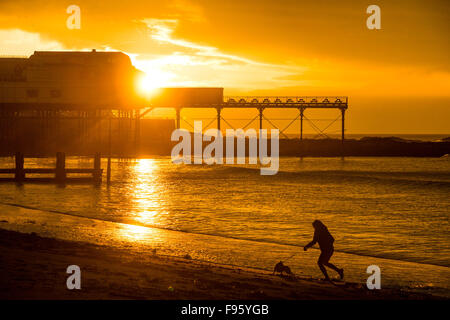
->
[312,220,326,230]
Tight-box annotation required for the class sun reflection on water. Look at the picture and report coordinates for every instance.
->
[135,158,156,174]
[122,159,167,240]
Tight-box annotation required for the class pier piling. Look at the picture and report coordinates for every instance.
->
[14,152,24,182]
[55,152,66,183]
[93,153,101,184]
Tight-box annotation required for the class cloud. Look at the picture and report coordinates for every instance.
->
[137,18,305,90]
[0,29,65,56]
[143,18,259,65]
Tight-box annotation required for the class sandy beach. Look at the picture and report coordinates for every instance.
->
[0,229,439,300]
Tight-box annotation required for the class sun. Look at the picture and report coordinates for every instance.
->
[137,68,176,98]
[138,74,161,97]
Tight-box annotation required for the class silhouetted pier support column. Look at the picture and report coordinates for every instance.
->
[15,152,25,182]
[134,109,140,157]
[259,107,264,131]
[106,157,111,184]
[93,153,101,185]
[299,108,304,159]
[55,152,66,184]
[175,108,181,129]
[216,107,221,131]
[107,115,112,185]
[341,108,346,157]
[299,108,304,140]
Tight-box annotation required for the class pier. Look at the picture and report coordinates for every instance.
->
[168,95,348,141]
[143,94,348,156]
[0,51,350,160]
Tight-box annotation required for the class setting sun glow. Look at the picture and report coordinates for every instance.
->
[138,74,162,97]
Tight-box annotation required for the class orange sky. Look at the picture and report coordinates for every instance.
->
[0,0,449,134]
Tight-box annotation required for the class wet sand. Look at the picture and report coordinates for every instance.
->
[0,229,438,300]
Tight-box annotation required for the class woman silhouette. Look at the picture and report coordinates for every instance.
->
[304,220,344,281]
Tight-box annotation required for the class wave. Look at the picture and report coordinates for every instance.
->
[2,201,449,269]
[179,165,450,189]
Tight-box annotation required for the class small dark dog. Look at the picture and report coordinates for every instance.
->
[272,261,293,276]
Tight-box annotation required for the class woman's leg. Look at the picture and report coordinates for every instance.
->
[324,261,340,272]
[322,248,344,279]
[317,251,331,280]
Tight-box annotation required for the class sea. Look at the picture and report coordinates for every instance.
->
[0,150,449,297]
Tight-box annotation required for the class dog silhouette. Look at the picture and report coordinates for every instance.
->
[272,261,293,276]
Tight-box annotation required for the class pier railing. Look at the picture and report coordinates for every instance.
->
[223,96,347,106]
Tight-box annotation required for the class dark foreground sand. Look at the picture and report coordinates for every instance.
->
[0,229,438,300]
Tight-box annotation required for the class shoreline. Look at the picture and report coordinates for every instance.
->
[2,201,449,269]
[0,229,440,300]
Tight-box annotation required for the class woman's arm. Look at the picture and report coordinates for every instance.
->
[304,231,318,251]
